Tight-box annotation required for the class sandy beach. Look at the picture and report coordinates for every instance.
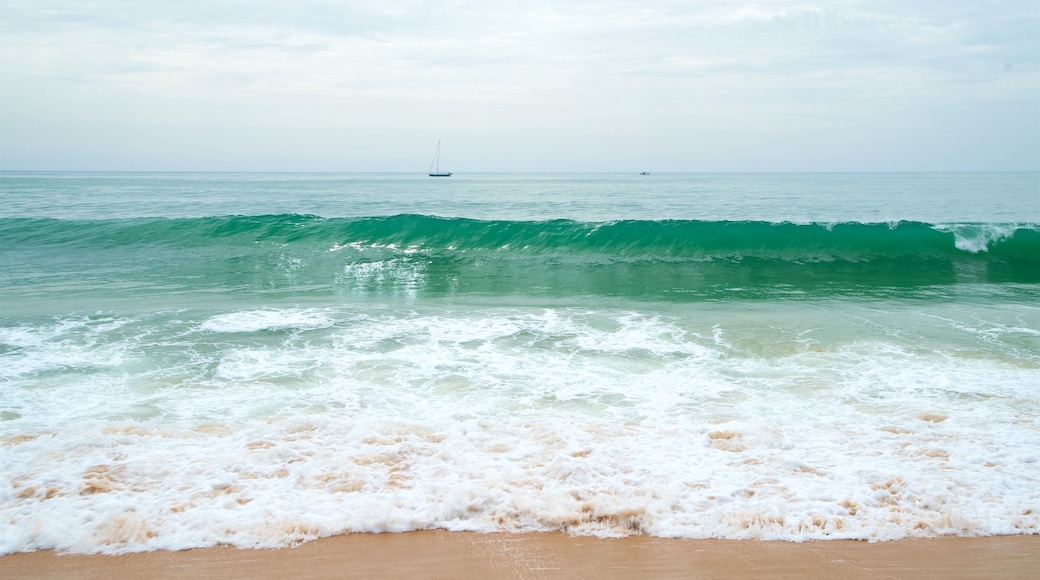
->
[3,532,1037,579]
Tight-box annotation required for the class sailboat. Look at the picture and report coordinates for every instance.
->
[428,141,452,177]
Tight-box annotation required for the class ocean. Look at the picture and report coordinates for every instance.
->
[1,171,1038,554]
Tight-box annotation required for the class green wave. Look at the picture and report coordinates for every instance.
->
[4,214,1038,256]
[3,215,1038,300]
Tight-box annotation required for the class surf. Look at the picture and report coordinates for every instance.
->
[3,216,1038,303]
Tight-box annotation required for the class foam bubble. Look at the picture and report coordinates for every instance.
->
[199,309,335,333]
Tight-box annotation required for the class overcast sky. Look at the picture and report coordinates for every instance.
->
[1,0,1037,171]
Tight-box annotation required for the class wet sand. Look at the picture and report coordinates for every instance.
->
[2,532,1037,579]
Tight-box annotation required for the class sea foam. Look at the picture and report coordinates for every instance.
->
[199,309,335,333]
[2,304,1038,554]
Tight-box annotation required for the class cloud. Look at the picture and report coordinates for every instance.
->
[1,0,1037,170]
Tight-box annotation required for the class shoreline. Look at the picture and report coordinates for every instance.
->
[2,532,1037,579]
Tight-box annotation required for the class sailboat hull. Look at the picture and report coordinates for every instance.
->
[428,172,452,177]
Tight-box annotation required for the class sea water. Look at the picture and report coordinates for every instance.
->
[1,172,1038,554]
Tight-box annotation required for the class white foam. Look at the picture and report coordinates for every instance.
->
[2,303,1038,554]
[0,317,131,379]
[935,223,1026,253]
[337,259,427,298]
[199,309,335,333]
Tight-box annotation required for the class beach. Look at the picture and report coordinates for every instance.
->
[4,0,1038,573]
[3,532,1038,579]
[2,173,1037,558]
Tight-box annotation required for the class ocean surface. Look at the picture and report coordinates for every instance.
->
[1,172,1038,554]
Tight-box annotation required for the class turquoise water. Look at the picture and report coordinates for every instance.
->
[3,172,1036,222]
[1,172,1038,553]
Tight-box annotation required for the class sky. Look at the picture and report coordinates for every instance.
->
[1,0,1038,172]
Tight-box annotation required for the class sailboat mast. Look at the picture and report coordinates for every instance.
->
[429,140,441,174]
[428,140,452,177]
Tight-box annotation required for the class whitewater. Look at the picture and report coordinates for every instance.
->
[1,172,1038,554]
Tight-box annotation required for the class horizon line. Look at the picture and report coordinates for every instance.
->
[2,169,1038,175]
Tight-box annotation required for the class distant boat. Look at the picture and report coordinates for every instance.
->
[640,171,650,175]
[428,141,452,177]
